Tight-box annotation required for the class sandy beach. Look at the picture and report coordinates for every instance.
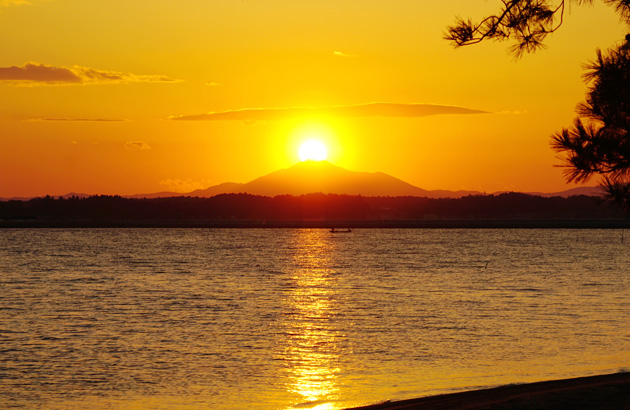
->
[348,373,630,410]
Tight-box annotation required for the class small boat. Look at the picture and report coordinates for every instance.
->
[330,228,352,233]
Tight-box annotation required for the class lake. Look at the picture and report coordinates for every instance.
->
[1,228,629,409]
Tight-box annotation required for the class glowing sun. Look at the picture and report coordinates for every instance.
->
[299,140,327,162]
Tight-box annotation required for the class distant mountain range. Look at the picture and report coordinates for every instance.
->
[514,186,604,198]
[129,161,603,199]
[127,161,479,198]
[1,161,604,200]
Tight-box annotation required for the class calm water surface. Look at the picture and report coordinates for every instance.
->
[1,228,629,410]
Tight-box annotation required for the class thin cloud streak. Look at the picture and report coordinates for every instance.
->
[170,103,490,121]
[0,62,180,85]
[333,51,356,57]
[0,0,31,7]
[124,141,151,150]
[26,118,128,122]
[159,178,214,193]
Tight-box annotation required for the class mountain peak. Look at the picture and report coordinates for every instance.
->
[194,161,429,197]
[286,160,343,172]
[292,159,334,166]
[266,160,350,180]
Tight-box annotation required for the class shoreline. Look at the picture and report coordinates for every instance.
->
[2,219,630,229]
[347,372,630,410]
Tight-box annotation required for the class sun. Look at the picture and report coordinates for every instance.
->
[299,140,328,162]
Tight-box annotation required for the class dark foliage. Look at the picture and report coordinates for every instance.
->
[551,41,630,211]
[447,0,630,212]
[444,1,630,58]
[446,1,596,57]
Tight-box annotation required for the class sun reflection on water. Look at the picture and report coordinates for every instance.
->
[278,229,344,410]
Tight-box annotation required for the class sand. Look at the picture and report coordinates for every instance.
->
[347,372,630,410]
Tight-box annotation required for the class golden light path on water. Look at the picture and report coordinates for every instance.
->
[279,229,343,410]
[2,229,630,410]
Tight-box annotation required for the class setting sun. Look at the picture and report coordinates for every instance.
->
[299,140,328,162]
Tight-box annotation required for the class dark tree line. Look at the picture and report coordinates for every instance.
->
[0,193,624,221]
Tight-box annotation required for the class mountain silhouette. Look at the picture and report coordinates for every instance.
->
[186,160,471,197]
[526,186,604,198]
[126,161,602,199]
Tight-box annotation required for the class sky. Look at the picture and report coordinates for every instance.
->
[0,0,627,197]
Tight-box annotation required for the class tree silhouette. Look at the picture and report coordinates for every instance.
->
[444,1,630,57]
[551,41,630,211]
[446,0,630,211]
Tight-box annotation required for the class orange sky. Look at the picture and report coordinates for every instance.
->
[0,0,627,197]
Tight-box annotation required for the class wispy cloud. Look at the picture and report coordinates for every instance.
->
[497,110,528,115]
[333,51,356,58]
[124,141,151,150]
[0,0,31,8]
[26,118,128,122]
[159,178,213,193]
[0,62,180,86]
[170,103,490,121]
